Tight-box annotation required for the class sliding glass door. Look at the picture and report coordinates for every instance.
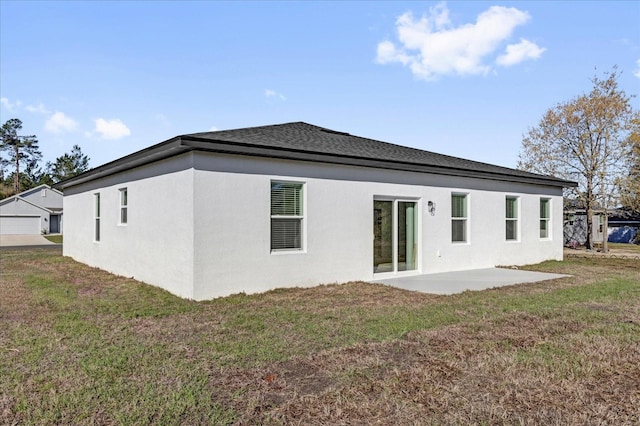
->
[373,200,418,274]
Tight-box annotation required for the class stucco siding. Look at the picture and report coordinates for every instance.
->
[62,150,564,301]
[63,157,196,299]
[192,167,373,299]
[190,153,564,300]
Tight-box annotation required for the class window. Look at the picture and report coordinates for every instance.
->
[451,193,468,243]
[41,188,47,197]
[94,193,101,242]
[505,196,518,241]
[373,200,418,273]
[271,181,304,251]
[119,188,128,224]
[564,212,575,226]
[540,198,551,238]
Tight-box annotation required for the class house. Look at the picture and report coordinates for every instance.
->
[563,207,639,246]
[55,122,577,300]
[0,184,63,235]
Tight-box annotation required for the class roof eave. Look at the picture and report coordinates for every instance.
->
[54,133,577,191]
[54,137,187,190]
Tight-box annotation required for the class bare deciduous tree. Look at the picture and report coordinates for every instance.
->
[518,67,639,251]
[617,117,640,216]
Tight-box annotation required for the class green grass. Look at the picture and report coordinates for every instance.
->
[43,234,63,244]
[1,249,638,424]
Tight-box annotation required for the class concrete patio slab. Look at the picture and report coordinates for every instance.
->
[0,234,57,247]
[372,268,570,295]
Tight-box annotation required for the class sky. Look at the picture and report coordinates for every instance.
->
[1,1,639,171]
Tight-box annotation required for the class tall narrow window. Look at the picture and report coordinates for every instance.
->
[119,188,128,224]
[505,196,518,241]
[540,198,551,238]
[397,201,418,271]
[598,214,604,233]
[271,181,304,251]
[451,193,468,243]
[94,193,101,242]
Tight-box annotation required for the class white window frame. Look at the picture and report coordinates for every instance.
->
[505,196,519,241]
[540,198,551,239]
[373,197,421,275]
[451,193,469,243]
[119,188,128,225]
[94,193,101,242]
[270,180,305,253]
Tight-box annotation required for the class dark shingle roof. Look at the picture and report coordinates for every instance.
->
[185,122,574,186]
[55,121,577,190]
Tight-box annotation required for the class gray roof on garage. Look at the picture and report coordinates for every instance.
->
[55,122,577,190]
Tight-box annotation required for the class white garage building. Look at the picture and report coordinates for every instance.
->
[0,184,63,235]
[56,122,576,300]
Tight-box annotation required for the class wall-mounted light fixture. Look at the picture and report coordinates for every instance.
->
[427,201,436,216]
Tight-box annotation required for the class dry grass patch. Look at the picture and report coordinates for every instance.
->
[1,248,638,424]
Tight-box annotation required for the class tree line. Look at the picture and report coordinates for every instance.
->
[0,118,90,199]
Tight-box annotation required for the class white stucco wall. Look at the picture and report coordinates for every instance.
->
[63,156,196,299]
[63,151,564,300]
[190,153,564,300]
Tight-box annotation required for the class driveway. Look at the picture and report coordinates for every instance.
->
[372,268,570,295]
[0,234,59,248]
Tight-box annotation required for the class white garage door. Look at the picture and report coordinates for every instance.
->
[0,216,41,235]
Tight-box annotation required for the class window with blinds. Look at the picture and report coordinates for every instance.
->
[271,181,304,251]
[451,193,468,243]
[505,196,518,241]
[540,198,551,238]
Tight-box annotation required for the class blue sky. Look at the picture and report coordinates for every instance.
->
[1,1,639,170]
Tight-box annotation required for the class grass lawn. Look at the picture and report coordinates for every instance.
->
[608,242,640,252]
[43,235,63,244]
[1,249,638,424]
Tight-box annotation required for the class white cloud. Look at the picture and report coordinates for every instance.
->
[497,39,546,66]
[376,2,544,80]
[265,89,286,100]
[25,103,51,114]
[634,59,640,79]
[1,97,19,112]
[94,118,131,140]
[209,125,218,131]
[45,112,78,133]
